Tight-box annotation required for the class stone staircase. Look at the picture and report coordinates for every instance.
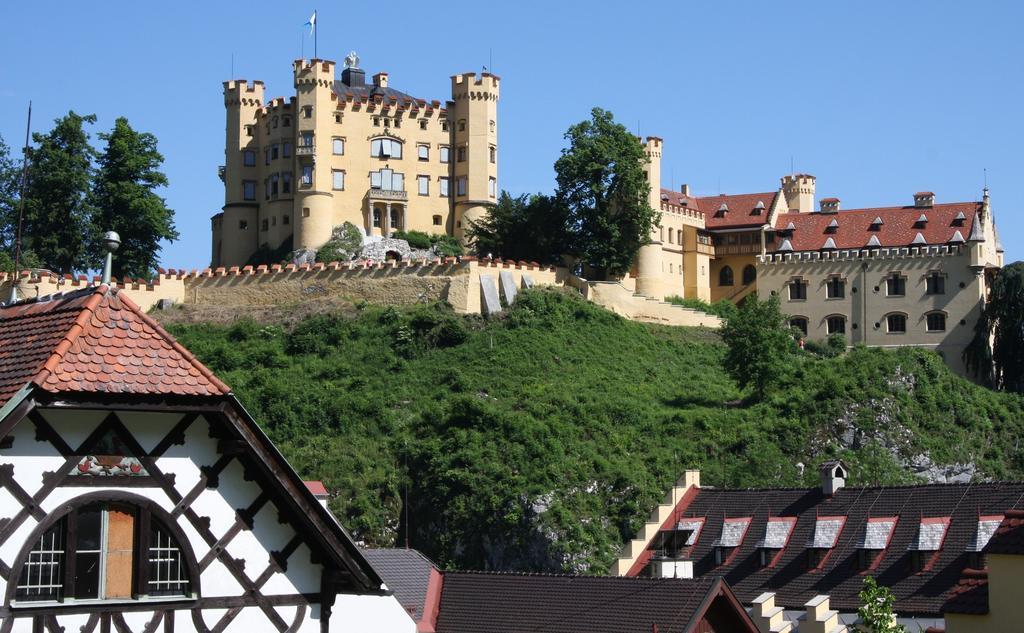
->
[609,471,701,576]
[582,281,721,328]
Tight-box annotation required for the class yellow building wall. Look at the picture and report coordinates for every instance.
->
[944,554,1024,633]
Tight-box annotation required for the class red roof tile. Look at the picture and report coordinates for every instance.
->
[0,286,230,406]
[660,189,778,229]
[305,480,329,497]
[942,568,989,615]
[770,201,979,252]
[984,509,1024,555]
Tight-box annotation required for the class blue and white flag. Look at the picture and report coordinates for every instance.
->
[305,11,316,35]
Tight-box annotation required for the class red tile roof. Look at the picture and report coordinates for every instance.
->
[984,509,1024,555]
[942,568,989,615]
[0,286,230,406]
[305,480,329,497]
[660,189,778,230]
[771,201,979,252]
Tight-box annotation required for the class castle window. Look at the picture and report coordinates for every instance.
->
[718,266,734,287]
[458,119,466,132]
[302,106,313,119]
[439,177,450,198]
[242,180,256,201]
[239,220,248,230]
[332,170,345,191]
[243,150,256,167]
[371,138,402,159]
[283,142,292,158]
[489,177,496,198]
[283,215,289,225]
[244,125,254,137]
[790,317,808,335]
[14,501,193,603]
[335,114,342,124]
[332,138,345,155]
[886,313,907,334]
[433,215,442,226]
[742,265,757,285]
[490,146,496,163]
[302,207,310,218]
[282,172,292,194]
[271,144,279,160]
[373,117,380,127]
[490,120,495,133]
[926,312,946,332]
[300,132,314,148]
[418,175,429,196]
[440,146,451,163]
[826,277,845,299]
[271,174,279,196]
[419,119,428,130]
[272,116,279,128]
[301,166,313,186]
[441,121,449,132]
[456,176,467,197]
[282,115,291,127]
[668,228,674,244]
[383,118,390,128]
[827,315,846,335]
[373,209,381,227]
[926,271,946,295]
[457,146,467,162]
[886,273,906,297]
[418,145,430,161]
[370,168,404,191]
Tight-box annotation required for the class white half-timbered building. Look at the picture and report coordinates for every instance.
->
[0,286,415,633]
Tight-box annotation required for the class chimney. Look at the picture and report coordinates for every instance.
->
[914,191,935,207]
[373,72,389,89]
[819,461,847,496]
[781,173,816,214]
[820,198,840,213]
[681,184,691,197]
[341,66,366,87]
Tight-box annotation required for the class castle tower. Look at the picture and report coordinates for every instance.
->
[450,72,500,242]
[292,59,338,251]
[219,79,265,267]
[635,137,665,299]
[781,174,816,213]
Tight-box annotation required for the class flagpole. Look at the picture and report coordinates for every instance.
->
[314,9,318,59]
[10,101,32,303]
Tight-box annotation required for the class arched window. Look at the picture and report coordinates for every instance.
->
[886,313,907,333]
[370,138,402,159]
[742,265,757,285]
[826,315,846,335]
[926,311,947,332]
[790,317,808,335]
[12,496,196,603]
[719,266,734,287]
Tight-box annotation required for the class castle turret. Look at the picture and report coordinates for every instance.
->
[781,173,816,214]
[635,137,665,299]
[450,72,500,242]
[219,79,265,267]
[292,59,338,251]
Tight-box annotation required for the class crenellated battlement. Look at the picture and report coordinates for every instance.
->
[224,80,265,106]
[759,243,966,264]
[451,72,500,100]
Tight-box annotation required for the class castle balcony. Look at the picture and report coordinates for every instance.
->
[712,242,761,256]
[366,188,408,202]
[218,165,226,182]
[295,145,316,156]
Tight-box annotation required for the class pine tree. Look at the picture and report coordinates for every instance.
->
[90,117,178,279]
[22,111,96,274]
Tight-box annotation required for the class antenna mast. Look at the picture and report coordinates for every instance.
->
[10,101,32,304]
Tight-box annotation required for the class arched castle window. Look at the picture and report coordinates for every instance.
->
[719,266,734,287]
[926,311,947,332]
[11,494,198,604]
[742,265,757,285]
[885,312,907,333]
[370,138,402,159]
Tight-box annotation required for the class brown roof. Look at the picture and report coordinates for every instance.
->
[659,189,778,230]
[435,572,758,633]
[0,286,229,406]
[771,202,979,252]
[942,569,989,615]
[634,482,1024,617]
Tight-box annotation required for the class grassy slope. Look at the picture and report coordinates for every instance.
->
[164,289,1024,572]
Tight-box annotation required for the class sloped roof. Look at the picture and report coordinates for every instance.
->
[942,569,989,615]
[0,286,230,406]
[984,508,1024,554]
[435,573,758,633]
[659,189,779,230]
[634,482,1024,616]
[362,548,437,620]
[770,202,980,252]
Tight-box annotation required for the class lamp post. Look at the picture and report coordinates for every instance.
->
[101,231,120,285]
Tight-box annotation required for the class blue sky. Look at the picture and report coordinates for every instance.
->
[0,1,1021,269]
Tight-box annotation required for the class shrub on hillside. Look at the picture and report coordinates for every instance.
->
[316,222,363,263]
[666,295,738,320]
[393,230,433,250]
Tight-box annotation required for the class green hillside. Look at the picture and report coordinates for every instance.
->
[164,289,1024,573]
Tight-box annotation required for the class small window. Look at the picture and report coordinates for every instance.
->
[332,138,345,155]
[244,125,254,137]
[373,117,381,127]
[789,279,807,301]
[827,316,846,335]
[790,317,808,335]
[301,132,314,147]
[271,144,279,160]
[418,145,430,161]
[302,207,310,218]
[489,119,495,133]
[242,150,256,167]
[372,209,381,227]
[440,146,451,163]
[456,176,467,197]
[418,175,429,196]
[272,116,279,128]
[335,113,342,124]
[926,272,946,295]
[283,214,290,225]
[718,266,734,287]
[489,146,496,163]
[826,277,845,299]
[742,265,757,285]
[489,177,496,198]
[282,172,292,194]
[301,166,313,186]
[264,179,270,200]
[332,170,345,191]
[265,149,271,165]
[283,142,292,158]
[886,274,906,296]
[432,214,442,226]
[887,313,907,333]
[282,115,291,127]
[261,218,269,231]
[439,177,450,198]
[239,220,248,230]
[271,173,279,196]
[926,312,946,332]
[242,180,256,200]
[458,119,466,132]
[441,121,449,132]
[457,146,467,162]
[302,105,313,118]
[419,119,428,130]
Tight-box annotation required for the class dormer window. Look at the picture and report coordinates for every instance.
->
[869,216,884,231]
[854,517,897,570]
[915,213,929,228]
[717,203,729,217]
[908,517,951,572]
[952,211,966,227]
[826,218,839,233]
[712,517,751,566]
[757,517,796,568]
[806,516,846,570]
[753,200,765,215]
[965,516,1002,569]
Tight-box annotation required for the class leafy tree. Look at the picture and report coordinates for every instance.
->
[554,108,659,279]
[720,293,795,399]
[965,262,1024,392]
[467,191,569,265]
[90,117,178,279]
[0,135,22,251]
[856,576,905,633]
[23,111,97,273]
